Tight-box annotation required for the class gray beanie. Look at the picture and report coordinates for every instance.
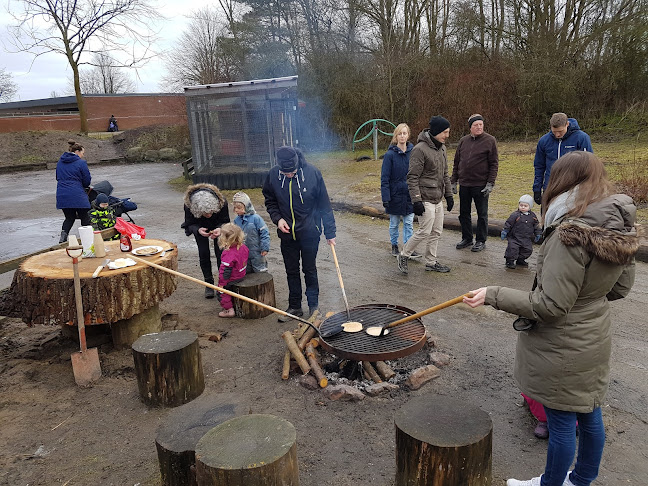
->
[233,191,255,215]
[519,194,534,209]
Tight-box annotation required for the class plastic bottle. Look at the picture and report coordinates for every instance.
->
[93,231,106,258]
[120,234,132,252]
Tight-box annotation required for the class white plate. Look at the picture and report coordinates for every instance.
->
[131,245,163,256]
[108,258,137,269]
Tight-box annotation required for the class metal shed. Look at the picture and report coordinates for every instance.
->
[184,76,298,189]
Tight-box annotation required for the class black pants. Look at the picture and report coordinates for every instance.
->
[280,237,320,309]
[195,233,222,282]
[61,208,90,233]
[458,185,489,243]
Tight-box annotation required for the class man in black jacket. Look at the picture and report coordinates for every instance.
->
[263,146,336,322]
[451,114,499,252]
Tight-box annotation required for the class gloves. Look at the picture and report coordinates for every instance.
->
[534,191,542,205]
[413,201,425,216]
[535,234,542,243]
[445,196,454,212]
[383,201,389,208]
[481,182,494,196]
[451,182,458,194]
[501,230,508,240]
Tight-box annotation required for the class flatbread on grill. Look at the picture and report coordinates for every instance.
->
[341,321,363,333]
[366,326,389,336]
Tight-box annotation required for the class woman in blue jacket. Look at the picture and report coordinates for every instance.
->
[56,140,92,243]
[381,123,414,256]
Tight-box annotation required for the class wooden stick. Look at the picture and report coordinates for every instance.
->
[362,361,382,383]
[281,331,310,375]
[130,255,315,327]
[281,350,291,380]
[305,343,328,388]
[298,318,322,351]
[374,361,396,381]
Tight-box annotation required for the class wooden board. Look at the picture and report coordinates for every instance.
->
[0,239,177,326]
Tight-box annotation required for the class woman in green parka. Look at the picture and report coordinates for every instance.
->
[464,152,639,486]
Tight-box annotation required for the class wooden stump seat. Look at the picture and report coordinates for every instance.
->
[230,272,275,319]
[132,330,205,408]
[155,392,246,486]
[195,414,299,486]
[394,395,493,486]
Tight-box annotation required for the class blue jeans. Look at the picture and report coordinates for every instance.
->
[389,213,414,245]
[541,407,605,486]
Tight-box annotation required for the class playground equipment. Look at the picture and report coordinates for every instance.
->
[352,119,397,160]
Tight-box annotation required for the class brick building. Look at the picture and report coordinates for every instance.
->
[0,93,187,133]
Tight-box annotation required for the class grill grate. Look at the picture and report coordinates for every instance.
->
[319,304,426,361]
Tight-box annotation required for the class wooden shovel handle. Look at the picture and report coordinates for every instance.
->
[130,255,315,327]
[383,293,473,330]
[330,245,351,318]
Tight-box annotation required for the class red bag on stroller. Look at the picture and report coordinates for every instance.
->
[114,217,146,238]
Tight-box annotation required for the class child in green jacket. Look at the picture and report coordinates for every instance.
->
[90,193,119,239]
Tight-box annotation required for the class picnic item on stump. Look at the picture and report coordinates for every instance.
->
[66,245,102,386]
[365,293,472,337]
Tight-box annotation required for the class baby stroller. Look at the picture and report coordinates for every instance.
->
[87,180,138,222]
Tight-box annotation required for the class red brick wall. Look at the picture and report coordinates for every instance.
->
[0,94,187,133]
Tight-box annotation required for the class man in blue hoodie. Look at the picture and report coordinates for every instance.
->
[263,146,336,322]
[533,113,593,206]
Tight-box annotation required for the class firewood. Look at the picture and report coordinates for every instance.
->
[305,343,328,388]
[281,350,291,380]
[297,318,321,351]
[362,361,382,383]
[375,361,396,381]
[281,331,310,375]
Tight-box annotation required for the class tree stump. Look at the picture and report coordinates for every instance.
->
[394,395,492,486]
[132,330,205,407]
[111,304,162,348]
[155,392,246,486]
[195,414,299,486]
[230,272,275,319]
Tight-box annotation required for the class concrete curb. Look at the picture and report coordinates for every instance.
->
[330,200,648,263]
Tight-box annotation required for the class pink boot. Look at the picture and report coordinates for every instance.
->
[219,308,235,318]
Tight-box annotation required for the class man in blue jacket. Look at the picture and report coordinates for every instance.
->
[263,146,336,322]
[533,113,593,206]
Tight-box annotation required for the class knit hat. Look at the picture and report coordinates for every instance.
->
[519,194,534,209]
[233,191,255,215]
[96,193,109,205]
[468,114,484,127]
[276,146,299,172]
[428,116,450,136]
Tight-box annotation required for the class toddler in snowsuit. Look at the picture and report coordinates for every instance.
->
[501,194,542,269]
[232,192,270,273]
[89,193,119,240]
[217,223,249,318]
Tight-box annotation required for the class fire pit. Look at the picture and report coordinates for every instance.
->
[318,304,426,361]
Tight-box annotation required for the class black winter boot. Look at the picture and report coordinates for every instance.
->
[59,230,68,244]
[391,244,399,256]
[505,259,517,269]
[204,278,215,299]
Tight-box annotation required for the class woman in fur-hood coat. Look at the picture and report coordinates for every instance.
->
[181,183,230,289]
[463,152,639,486]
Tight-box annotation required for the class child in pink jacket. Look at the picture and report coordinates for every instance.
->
[217,223,249,318]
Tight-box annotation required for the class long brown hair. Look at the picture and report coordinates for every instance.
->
[542,151,614,222]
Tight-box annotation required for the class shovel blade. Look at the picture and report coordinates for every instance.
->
[71,347,102,387]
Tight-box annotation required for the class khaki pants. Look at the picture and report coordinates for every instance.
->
[402,201,444,266]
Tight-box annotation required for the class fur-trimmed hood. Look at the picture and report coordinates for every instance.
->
[184,183,225,218]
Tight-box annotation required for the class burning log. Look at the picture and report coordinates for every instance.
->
[374,361,396,381]
[394,395,492,486]
[305,343,328,388]
[362,361,382,383]
[281,331,310,375]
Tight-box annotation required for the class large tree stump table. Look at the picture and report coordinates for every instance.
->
[0,239,177,347]
[195,414,299,486]
[230,272,276,319]
[394,395,492,486]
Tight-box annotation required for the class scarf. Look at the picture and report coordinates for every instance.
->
[544,186,579,226]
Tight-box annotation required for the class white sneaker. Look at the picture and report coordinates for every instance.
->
[563,473,575,486]
[506,477,541,486]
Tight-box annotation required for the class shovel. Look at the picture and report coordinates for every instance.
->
[66,245,102,386]
[366,293,473,337]
[330,245,351,320]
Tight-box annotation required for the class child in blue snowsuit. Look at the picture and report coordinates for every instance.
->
[232,192,270,273]
[501,194,542,269]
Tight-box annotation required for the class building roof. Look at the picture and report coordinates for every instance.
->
[184,76,298,97]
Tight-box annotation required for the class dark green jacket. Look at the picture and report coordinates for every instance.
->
[407,130,452,204]
[485,194,638,412]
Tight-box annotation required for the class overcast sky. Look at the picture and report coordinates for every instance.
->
[0,0,203,101]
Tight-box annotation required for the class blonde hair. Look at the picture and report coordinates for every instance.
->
[218,223,245,250]
[390,123,410,145]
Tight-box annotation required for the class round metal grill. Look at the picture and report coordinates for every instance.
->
[318,304,426,361]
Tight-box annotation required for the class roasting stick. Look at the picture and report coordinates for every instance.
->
[130,255,315,328]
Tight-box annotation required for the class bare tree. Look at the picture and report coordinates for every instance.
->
[8,0,160,132]
[70,53,137,94]
[0,68,18,102]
